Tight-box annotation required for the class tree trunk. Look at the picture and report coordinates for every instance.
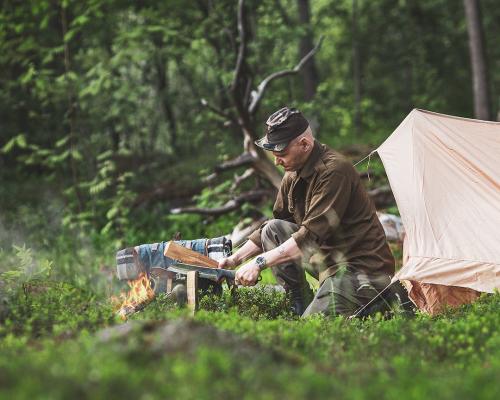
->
[60,4,84,213]
[352,0,362,136]
[243,131,283,189]
[154,47,178,152]
[463,0,491,120]
[297,0,318,101]
[201,0,322,193]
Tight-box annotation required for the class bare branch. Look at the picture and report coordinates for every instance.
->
[231,168,255,191]
[228,216,267,247]
[367,185,395,209]
[214,152,254,172]
[131,184,198,209]
[202,173,219,184]
[170,189,274,216]
[200,98,238,126]
[248,35,324,114]
[203,152,255,184]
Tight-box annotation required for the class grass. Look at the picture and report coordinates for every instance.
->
[0,259,499,400]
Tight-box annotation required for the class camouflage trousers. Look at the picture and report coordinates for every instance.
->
[261,219,392,317]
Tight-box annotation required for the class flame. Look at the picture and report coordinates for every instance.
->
[112,272,155,320]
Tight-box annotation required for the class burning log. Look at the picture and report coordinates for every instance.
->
[116,302,148,320]
[112,272,155,320]
[112,239,232,318]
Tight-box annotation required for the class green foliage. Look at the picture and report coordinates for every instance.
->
[2,0,500,240]
[83,150,136,238]
[0,279,115,339]
[1,245,52,283]
[126,292,180,321]
[194,180,233,209]
[199,285,292,320]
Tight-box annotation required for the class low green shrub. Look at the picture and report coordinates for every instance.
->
[0,294,498,400]
[0,239,498,399]
[199,285,292,320]
[0,279,115,339]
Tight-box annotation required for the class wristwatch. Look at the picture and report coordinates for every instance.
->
[255,256,267,271]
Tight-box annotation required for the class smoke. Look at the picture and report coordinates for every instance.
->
[0,212,29,252]
[0,187,65,248]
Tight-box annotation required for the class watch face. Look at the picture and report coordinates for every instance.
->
[256,256,266,270]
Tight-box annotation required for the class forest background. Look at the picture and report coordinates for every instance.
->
[2,0,499,250]
[0,1,499,399]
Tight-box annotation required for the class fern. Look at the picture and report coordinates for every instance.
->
[1,245,52,284]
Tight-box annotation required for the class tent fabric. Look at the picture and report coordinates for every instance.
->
[377,109,500,312]
[400,280,481,315]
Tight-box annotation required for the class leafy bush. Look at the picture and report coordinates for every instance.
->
[0,293,499,399]
[0,196,498,400]
[0,279,115,339]
[199,285,292,320]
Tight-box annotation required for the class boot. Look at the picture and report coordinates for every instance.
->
[288,285,314,316]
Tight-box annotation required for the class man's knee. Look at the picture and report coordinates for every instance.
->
[261,219,298,250]
[302,275,360,318]
[302,269,393,318]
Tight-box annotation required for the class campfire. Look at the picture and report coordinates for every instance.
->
[112,272,155,320]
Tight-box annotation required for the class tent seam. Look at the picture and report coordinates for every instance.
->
[417,113,439,246]
[416,108,500,125]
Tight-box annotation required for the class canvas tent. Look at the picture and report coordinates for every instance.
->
[376,109,500,314]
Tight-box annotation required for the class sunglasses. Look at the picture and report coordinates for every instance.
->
[266,107,299,128]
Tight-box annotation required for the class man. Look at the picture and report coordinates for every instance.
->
[218,107,395,317]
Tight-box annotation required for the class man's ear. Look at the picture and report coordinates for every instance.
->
[300,138,311,151]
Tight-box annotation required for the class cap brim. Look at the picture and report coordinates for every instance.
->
[254,137,289,152]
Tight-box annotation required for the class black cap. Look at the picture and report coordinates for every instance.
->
[255,107,309,152]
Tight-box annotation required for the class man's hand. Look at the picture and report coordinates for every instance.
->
[218,239,260,271]
[218,256,238,270]
[235,261,261,286]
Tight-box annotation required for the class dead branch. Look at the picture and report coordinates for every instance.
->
[248,35,324,114]
[200,98,238,126]
[231,168,255,191]
[228,216,268,248]
[167,181,393,218]
[203,152,255,184]
[205,153,375,187]
[170,189,274,216]
[202,173,219,184]
[196,1,325,195]
[214,152,254,172]
[368,185,395,209]
[132,184,198,209]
